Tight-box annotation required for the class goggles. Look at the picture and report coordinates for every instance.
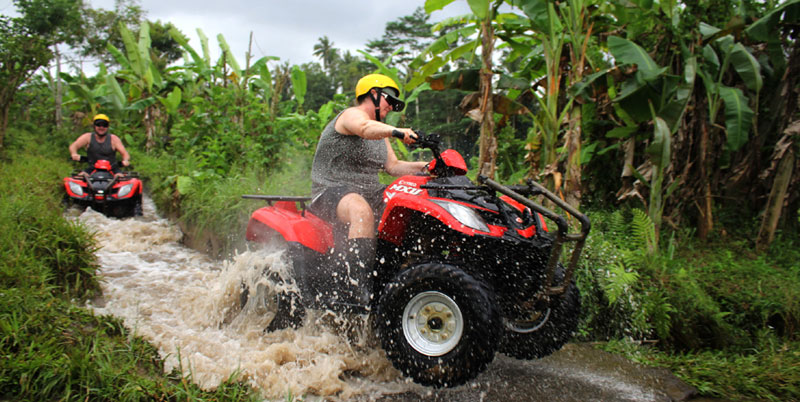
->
[94,120,109,128]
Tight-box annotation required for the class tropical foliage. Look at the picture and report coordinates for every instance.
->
[1,0,798,400]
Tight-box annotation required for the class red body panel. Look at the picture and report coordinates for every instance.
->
[378,176,508,245]
[246,203,333,254]
[428,149,467,175]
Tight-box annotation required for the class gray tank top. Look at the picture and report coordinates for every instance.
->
[87,133,117,165]
[311,112,387,198]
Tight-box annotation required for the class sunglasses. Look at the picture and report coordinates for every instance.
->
[94,121,109,128]
[380,92,405,112]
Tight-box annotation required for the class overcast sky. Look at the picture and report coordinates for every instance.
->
[76,0,475,67]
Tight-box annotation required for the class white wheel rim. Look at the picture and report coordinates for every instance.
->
[504,307,551,333]
[402,291,464,356]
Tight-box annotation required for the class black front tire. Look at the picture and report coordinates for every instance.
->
[499,273,580,360]
[376,263,500,388]
[133,195,143,216]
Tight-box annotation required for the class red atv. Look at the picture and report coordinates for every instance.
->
[243,132,590,387]
[63,156,143,218]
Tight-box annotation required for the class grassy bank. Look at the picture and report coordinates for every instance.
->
[577,209,800,401]
[0,132,260,401]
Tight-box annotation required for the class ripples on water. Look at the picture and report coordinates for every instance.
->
[71,197,418,400]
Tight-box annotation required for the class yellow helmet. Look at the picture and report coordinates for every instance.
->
[355,74,405,112]
[92,114,110,124]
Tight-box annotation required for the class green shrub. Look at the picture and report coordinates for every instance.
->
[576,208,800,352]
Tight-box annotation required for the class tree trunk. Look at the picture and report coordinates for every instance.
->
[564,106,582,208]
[697,117,714,239]
[144,105,155,151]
[55,46,63,129]
[757,148,795,250]
[0,101,9,150]
[477,17,496,179]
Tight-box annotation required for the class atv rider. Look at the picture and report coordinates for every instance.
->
[309,74,427,311]
[68,114,131,179]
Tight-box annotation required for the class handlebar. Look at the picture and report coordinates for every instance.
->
[68,156,134,172]
[391,129,420,144]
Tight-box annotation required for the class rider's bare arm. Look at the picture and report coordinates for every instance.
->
[336,108,417,144]
[384,138,428,176]
[111,135,131,166]
[68,133,91,160]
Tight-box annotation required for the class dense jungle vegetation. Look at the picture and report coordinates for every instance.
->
[1,0,799,400]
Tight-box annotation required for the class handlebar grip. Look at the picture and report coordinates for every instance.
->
[391,129,405,140]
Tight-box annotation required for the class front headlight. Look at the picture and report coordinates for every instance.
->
[431,199,490,233]
[116,183,133,198]
[68,181,84,196]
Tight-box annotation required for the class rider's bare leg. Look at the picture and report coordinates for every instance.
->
[330,193,377,311]
[336,193,375,239]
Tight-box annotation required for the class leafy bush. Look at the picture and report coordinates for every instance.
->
[577,208,800,351]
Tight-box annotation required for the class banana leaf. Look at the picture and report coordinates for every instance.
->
[719,85,754,151]
[608,36,668,82]
[729,43,762,93]
[290,65,306,107]
[217,34,241,79]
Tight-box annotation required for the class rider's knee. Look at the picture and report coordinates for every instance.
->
[338,195,374,225]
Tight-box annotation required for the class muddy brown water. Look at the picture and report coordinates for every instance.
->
[71,197,704,401]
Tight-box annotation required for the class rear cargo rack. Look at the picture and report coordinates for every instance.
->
[477,176,591,297]
[242,195,313,216]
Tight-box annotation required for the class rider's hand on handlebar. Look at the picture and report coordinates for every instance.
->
[392,128,419,145]
[121,160,130,167]
[71,154,81,161]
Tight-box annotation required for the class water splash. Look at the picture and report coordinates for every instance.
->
[72,198,416,400]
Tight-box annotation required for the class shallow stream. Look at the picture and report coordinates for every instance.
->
[71,197,698,402]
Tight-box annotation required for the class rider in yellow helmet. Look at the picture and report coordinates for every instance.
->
[301,73,427,315]
[354,73,406,122]
[69,113,131,178]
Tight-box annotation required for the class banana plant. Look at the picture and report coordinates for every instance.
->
[696,32,759,151]
[108,20,168,151]
[290,65,306,112]
[511,0,599,207]
[57,64,129,122]
[411,0,507,178]
[574,35,693,242]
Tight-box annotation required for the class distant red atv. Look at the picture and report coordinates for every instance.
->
[63,156,143,218]
[242,132,590,387]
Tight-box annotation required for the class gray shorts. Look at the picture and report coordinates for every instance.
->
[309,186,386,224]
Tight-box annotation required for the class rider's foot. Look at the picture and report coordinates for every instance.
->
[330,237,376,312]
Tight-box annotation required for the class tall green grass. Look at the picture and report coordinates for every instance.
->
[0,131,260,401]
[133,144,314,258]
[578,208,800,401]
